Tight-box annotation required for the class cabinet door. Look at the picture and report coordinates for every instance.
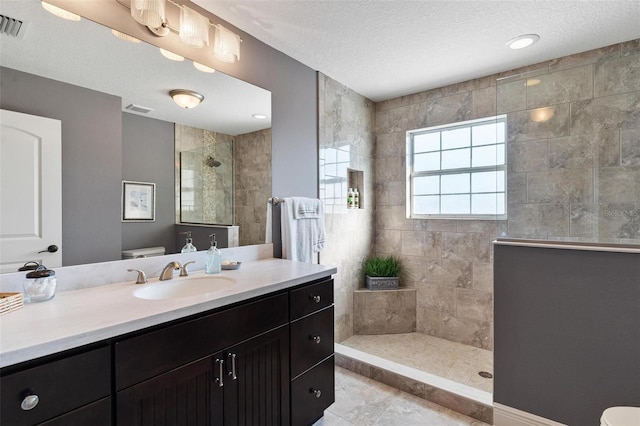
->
[223,325,290,426]
[117,356,223,426]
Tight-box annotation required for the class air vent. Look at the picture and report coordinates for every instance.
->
[126,104,154,114]
[0,14,28,39]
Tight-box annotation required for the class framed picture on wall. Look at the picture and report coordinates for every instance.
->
[122,181,156,222]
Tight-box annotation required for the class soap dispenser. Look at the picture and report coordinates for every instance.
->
[205,233,222,274]
[180,231,197,253]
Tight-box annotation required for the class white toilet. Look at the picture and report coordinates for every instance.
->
[600,407,640,426]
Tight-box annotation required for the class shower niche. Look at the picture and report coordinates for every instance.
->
[348,168,364,209]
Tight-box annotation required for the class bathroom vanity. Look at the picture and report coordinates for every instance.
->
[0,258,336,426]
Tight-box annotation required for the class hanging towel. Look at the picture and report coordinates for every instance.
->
[265,201,273,244]
[281,197,326,263]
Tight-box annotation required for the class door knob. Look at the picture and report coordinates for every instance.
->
[38,245,58,254]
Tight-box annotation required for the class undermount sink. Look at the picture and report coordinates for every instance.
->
[133,275,237,300]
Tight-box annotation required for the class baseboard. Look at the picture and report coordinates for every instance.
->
[494,403,567,426]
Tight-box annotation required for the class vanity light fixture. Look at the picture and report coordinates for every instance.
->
[41,1,81,21]
[507,34,540,50]
[130,0,165,28]
[170,89,204,109]
[160,48,184,61]
[125,0,242,64]
[194,62,216,73]
[112,29,141,44]
[252,114,268,120]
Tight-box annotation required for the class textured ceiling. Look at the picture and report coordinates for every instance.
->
[194,0,640,102]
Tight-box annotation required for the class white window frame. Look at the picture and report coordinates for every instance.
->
[406,115,507,220]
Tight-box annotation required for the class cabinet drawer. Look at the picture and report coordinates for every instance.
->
[290,278,333,320]
[0,346,110,426]
[290,306,334,378]
[116,292,288,390]
[291,355,335,426]
[37,397,111,426]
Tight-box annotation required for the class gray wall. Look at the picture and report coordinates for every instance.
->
[494,243,640,425]
[122,113,176,254]
[0,66,122,266]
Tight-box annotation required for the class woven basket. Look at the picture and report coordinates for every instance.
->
[0,292,24,315]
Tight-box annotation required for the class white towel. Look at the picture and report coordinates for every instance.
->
[281,197,326,263]
[265,201,273,244]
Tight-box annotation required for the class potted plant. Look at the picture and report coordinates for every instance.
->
[362,255,402,290]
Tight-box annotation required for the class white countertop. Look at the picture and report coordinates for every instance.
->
[0,258,336,368]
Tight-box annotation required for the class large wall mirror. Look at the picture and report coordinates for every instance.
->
[0,1,271,272]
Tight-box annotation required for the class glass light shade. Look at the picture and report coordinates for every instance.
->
[131,0,165,28]
[160,48,184,61]
[180,6,210,48]
[41,2,81,21]
[170,90,204,109]
[194,62,216,73]
[112,29,141,44]
[214,25,240,63]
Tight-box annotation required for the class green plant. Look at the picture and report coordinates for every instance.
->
[362,255,402,278]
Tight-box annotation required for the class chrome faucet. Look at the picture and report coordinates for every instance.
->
[160,261,182,281]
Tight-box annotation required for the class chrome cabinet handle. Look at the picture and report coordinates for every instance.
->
[228,353,237,380]
[215,358,224,387]
[310,388,322,399]
[311,335,321,344]
[310,294,321,303]
[21,393,39,411]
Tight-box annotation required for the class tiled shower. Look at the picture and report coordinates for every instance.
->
[319,38,639,415]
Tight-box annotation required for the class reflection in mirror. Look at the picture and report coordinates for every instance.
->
[0,1,271,272]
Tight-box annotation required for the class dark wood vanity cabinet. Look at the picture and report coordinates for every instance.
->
[289,278,335,426]
[0,346,111,426]
[1,275,335,426]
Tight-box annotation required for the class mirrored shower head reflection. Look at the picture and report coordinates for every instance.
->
[206,156,222,168]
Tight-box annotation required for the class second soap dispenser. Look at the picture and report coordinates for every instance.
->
[205,233,221,274]
[180,231,197,253]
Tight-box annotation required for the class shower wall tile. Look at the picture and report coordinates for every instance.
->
[456,288,493,323]
[375,229,403,254]
[526,65,593,108]
[597,167,640,203]
[549,44,619,73]
[571,91,640,135]
[507,203,569,237]
[375,155,405,182]
[526,169,594,203]
[413,219,457,232]
[497,78,527,114]
[442,232,491,263]
[621,39,640,55]
[507,104,570,143]
[472,86,497,118]
[472,262,493,292]
[507,172,527,204]
[569,204,597,238]
[401,230,442,258]
[354,289,417,334]
[426,258,473,288]
[426,92,473,127]
[621,128,640,166]
[507,140,549,172]
[401,255,430,285]
[594,52,640,97]
[598,203,640,239]
[417,285,456,315]
[548,131,620,169]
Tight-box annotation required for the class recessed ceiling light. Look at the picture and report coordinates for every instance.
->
[507,34,540,50]
[252,114,268,120]
[159,48,184,61]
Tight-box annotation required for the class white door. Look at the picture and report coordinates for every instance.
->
[0,109,62,273]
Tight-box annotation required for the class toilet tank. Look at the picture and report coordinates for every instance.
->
[121,246,166,259]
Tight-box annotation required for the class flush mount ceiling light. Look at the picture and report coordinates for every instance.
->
[507,34,540,50]
[41,1,81,21]
[170,89,204,109]
[193,62,216,73]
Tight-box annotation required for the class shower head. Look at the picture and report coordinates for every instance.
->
[206,156,221,168]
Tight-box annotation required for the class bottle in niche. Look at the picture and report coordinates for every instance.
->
[180,231,197,253]
[347,188,354,209]
[205,233,222,274]
[354,188,359,209]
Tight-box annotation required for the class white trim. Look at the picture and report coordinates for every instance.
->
[493,239,640,254]
[494,403,567,426]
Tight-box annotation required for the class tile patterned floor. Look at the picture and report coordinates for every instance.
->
[339,333,494,393]
[313,367,490,426]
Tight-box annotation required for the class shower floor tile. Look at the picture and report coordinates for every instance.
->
[340,332,493,393]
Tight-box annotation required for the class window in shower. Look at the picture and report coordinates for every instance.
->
[406,115,507,219]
